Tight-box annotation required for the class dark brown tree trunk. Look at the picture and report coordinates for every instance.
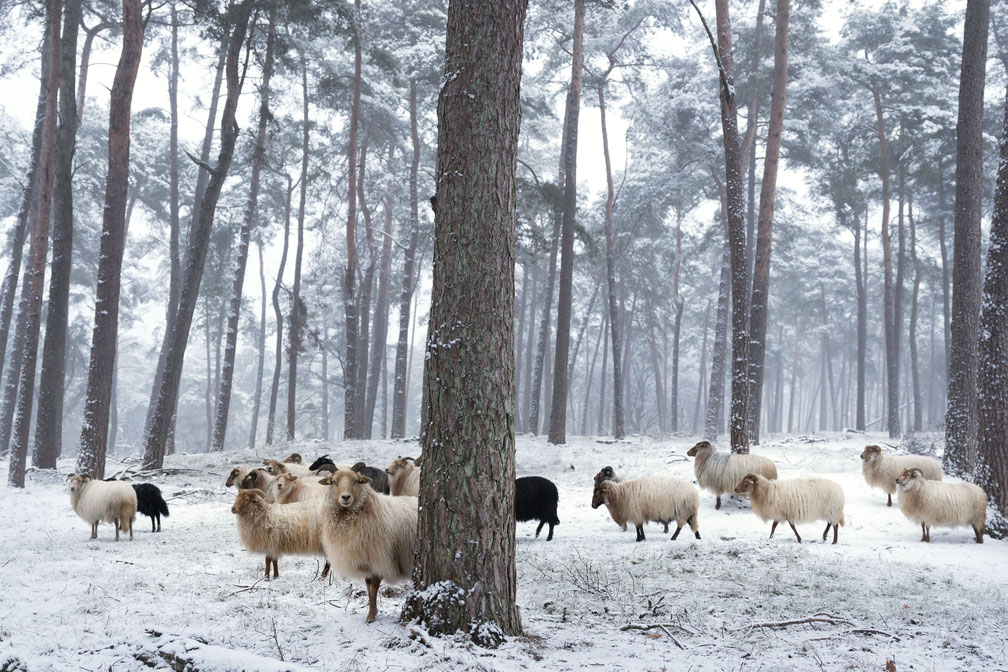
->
[288,52,309,441]
[745,0,789,446]
[946,0,990,476]
[977,83,1008,538]
[249,237,267,448]
[548,0,585,445]
[141,3,252,469]
[266,175,294,445]
[353,133,376,437]
[599,81,625,439]
[403,0,527,642]
[71,0,143,481]
[391,80,422,439]
[529,213,559,435]
[343,0,363,440]
[7,0,61,485]
[705,174,730,441]
[211,12,274,452]
[76,18,114,121]
[853,208,867,430]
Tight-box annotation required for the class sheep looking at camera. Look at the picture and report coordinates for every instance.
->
[273,473,328,504]
[231,489,327,580]
[264,458,312,478]
[861,445,943,506]
[67,474,137,541]
[896,468,986,543]
[734,474,845,544]
[687,440,778,509]
[385,457,420,496]
[595,477,700,542]
[320,470,418,623]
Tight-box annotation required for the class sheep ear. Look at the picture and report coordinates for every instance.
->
[413,455,422,467]
[357,475,371,485]
[318,477,332,486]
[287,474,298,481]
[81,474,92,482]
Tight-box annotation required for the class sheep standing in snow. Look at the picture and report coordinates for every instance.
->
[896,468,986,543]
[687,440,778,509]
[351,462,391,495]
[132,483,170,532]
[594,477,700,542]
[320,470,418,622]
[385,456,420,496]
[861,444,943,506]
[273,473,328,504]
[515,476,560,540]
[231,489,327,580]
[67,474,137,541]
[734,474,845,544]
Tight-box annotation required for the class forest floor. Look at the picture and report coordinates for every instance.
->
[1,432,1006,672]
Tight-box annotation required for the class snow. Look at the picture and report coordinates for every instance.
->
[1,432,1006,671]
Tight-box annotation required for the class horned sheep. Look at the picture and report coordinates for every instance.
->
[67,474,137,541]
[385,456,420,496]
[896,468,986,543]
[734,474,845,544]
[594,477,700,542]
[861,444,943,506]
[687,440,778,509]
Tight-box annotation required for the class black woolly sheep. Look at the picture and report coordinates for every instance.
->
[132,483,170,532]
[351,462,391,495]
[515,476,560,541]
[309,454,335,472]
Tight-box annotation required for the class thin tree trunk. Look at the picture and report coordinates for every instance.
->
[694,300,712,434]
[343,0,363,440]
[266,175,294,445]
[248,237,267,449]
[908,193,923,433]
[353,133,376,437]
[514,261,528,432]
[211,11,275,452]
[523,259,538,429]
[76,18,114,121]
[363,147,395,439]
[705,174,731,441]
[582,310,605,436]
[670,207,685,433]
[599,81,624,439]
[598,303,609,435]
[529,210,560,435]
[852,208,867,430]
[71,0,143,481]
[287,52,309,442]
[938,159,951,381]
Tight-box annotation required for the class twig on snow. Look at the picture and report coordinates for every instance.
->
[272,618,285,662]
[620,623,686,650]
[226,577,266,598]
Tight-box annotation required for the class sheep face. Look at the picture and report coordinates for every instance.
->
[385,457,414,477]
[593,466,616,485]
[231,490,265,515]
[275,473,298,493]
[591,483,605,509]
[240,469,268,490]
[687,441,713,458]
[734,474,760,495]
[225,467,243,488]
[896,468,924,491]
[322,470,372,509]
[283,453,303,464]
[861,445,882,462]
[265,459,289,475]
[67,473,91,494]
[597,480,616,505]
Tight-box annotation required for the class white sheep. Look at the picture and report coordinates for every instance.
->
[896,468,986,543]
[385,456,420,496]
[687,440,778,509]
[594,477,700,542]
[861,444,943,506]
[273,473,328,504]
[225,465,256,489]
[264,458,312,478]
[239,468,279,502]
[734,474,845,544]
[320,469,418,622]
[230,489,328,580]
[67,474,137,541]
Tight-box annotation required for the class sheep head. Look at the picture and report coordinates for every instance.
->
[593,466,616,486]
[265,459,288,475]
[386,457,414,477]
[240,468,269,490]
[225,467,243,488]
[275,473,298,493]
[67,473,91,494]
[308,454,332,471]
[896,468,923,490]
[734,473,761,495]
[861,445,882,462]
[283,453,303,464]
[687,441,713,458]
[590,483,606,509]
[231,489,266,515]
[322,469,372,510]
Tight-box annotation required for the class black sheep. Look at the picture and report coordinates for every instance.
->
[515,476,560,541]
[132,483,170,532]
[351,462,391,495]
[309,454,335,472]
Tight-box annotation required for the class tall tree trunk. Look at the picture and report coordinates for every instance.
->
[353,133,376,437]
[71,0,143,481]
[403,0,527,641]
[599,81,625,439]
[211,12,275,452]
[853,208,867,430]
[705,175,731,441]
[514,261,528,432]
[894,159,907,422]
[745,0,789,445]
[597,305,609,435]
[75,18,114,121]
[938,159,951,382]
[909,194,923,433]
[581,310,605,436]
[529,214,560,434]
[266,175,295,445]
[647,306,666,434]
[547,0,585,445]
[819,287,830,431]
[693,300,711,434]
[141,3,252,469]
[946,0,990,476]
[669,207,685,433]
[364,147,395,439]
[343,0,362,440]
[248,237,267,448]
[977,82,1008,538]
[522,259,538,429]
[7,0,62,486]
[288,52,309,442]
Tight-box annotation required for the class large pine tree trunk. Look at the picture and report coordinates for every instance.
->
[547,0,585,445]
[402,0,527,642]
[287,53,309,442]
[141,3,252,469]
[977,83,1008,538]
[343,0,363,440]
[853,209,867,430]
[8,0,61,483]
[265,176,294,445]
[946,0,990,476]
[71,0,143,481]
[529,212,560,435]
[210,12,275,452]
[745,0,789,446]
[248,238,267,448]
[909,194,923,433]
[391,80,422,439]
[599,81,625,439]
[353,134,376,437]
[363,149,395,439]
[705,175,731,441]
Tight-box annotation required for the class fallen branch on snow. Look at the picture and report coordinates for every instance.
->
[620,623,686,650]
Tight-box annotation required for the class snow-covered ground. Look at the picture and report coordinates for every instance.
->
[1,432,1005,671]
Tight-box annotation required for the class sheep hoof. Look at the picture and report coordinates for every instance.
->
[694,531,701,540]
[366,613,377,624]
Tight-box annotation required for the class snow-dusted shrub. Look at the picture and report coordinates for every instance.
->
[67,473,137,541]
[594,477,700,542]
[861,444,943,507]
[734,474,845,544]
[320,469,418,622]
[385,456,420,497]
[896,468,986,544]
[687,440,778,510]
[230,489,326,580]
[515,476,560,541]
[273,473,327,504]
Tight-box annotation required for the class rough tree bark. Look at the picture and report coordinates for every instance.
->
[342,0,363,439]
[353,133,376,437]
[909,194,923,433]
[946,0,990,476]
[72,0,143,481]
[401,0,527,643]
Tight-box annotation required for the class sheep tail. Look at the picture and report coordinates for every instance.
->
[159,499,170,518]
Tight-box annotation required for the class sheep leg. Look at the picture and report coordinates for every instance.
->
[832,524,839,545]
[924,525,931,543]
[635,525,646,542]
[822,523,831,541]
[128,517,133,541]
[91,522,98,539]
[365,576,381,623]
[920,523,927,542]
[535,520,546,538]
[271,557,279,579]
[689,514,701,540]
[715,495,722,510]
[546,523,554,541]
[788,521,801,543]
[320,562,331,580]
[662,520,670,534]
[671,524,683,540]
[974,524,984,544]
[887,493,892,507]
[769,521,779,539]
[114,518,120,542]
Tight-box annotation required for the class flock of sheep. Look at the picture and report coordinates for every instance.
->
[63,440,989,623]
